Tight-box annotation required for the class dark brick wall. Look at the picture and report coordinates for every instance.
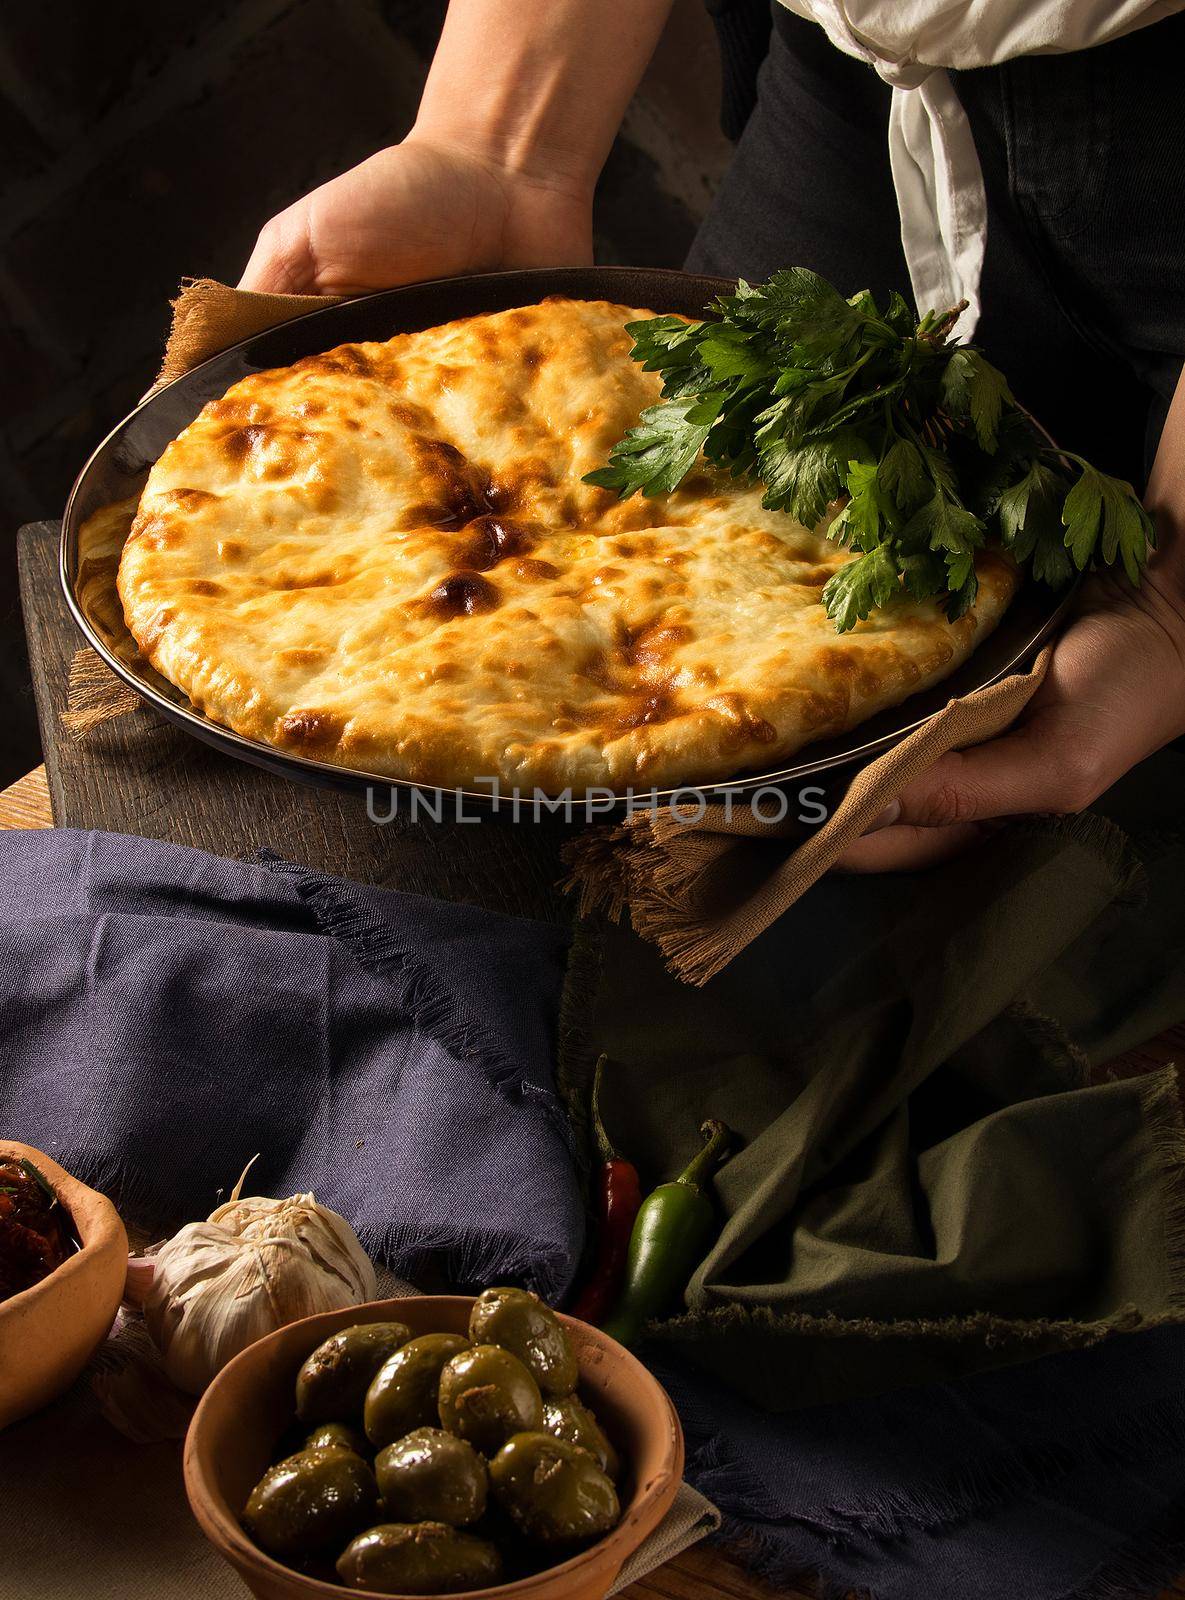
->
[0,0,733,786]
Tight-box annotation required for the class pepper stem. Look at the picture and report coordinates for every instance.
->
[675,1119,732,1192]
[591,1054,620,1164]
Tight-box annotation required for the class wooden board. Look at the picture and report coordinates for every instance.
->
[18,521,574,923]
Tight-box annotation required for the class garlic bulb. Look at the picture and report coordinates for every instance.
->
[145,1191,376,1394]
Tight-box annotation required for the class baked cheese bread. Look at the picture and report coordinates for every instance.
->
[115,297,1018,792]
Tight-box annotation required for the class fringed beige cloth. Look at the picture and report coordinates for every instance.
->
[566,646,1053,985]
[156,276,344,390]
[63,648,141,735]
[73,277,1058,986]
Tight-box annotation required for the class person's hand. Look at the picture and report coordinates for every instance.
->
[839,569,1185,871]
[239,135,593,295]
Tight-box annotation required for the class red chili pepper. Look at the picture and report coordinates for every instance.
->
[569,1055,642,1326]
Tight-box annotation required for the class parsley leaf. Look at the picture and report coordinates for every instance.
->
[902,489,985,564]
[996,460,1065,562]
[584,399,711,499]
[1030,534,1075,588]
[920,444,959,499]
[832,458,900,547]
[941,348,1012,452]
[899,547,948,600]
[877,439,929,511]
[1061,459,1156,584]
[758,431,868,526]
[823,545,902,632]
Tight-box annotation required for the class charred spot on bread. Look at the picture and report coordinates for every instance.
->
[425,571,501,620]
[275,709,344,747]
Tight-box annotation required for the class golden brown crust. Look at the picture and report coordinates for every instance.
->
[116,297,1018,791]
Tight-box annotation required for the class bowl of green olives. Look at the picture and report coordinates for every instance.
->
[184,1290,683,1600]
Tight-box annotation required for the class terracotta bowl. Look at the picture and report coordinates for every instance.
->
[0,1140,128,1429]
[185,1295,684,1600]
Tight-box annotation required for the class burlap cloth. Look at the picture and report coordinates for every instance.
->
[0,1266,720,1599]
[70,276,1055,986]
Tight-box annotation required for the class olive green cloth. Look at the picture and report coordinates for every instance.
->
[560,752,1185,1408]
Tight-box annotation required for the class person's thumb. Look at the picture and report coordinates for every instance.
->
[238,205,316,294]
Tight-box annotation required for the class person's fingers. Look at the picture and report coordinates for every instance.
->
[865,799,901,832]
[837,575,1185,876]
[838,820,998,872]
[883,723,1099,833]
[836,716,1103,873]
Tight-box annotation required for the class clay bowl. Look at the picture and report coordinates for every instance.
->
[0,1141,128,1429]
[185,1295,684,1600]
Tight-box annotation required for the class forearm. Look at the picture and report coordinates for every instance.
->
[412,0,675,198]
[1145,365,1185,600]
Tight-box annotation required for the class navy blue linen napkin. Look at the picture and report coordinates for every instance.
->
[652,1329,1185,1600]
[0,828,581,1299]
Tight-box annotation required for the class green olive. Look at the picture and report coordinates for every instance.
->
[365,1334,470,1449]
[489,1432,620,1545]
[468,1287,578,1397]
[375,1427,488,1526]
[242,1447,378,1558]
[438,1344,544,1456]
[303,1421,369,1458]
[541,1394,620,1478]
[295,1322,413,1424]
[336,1522,503,1594]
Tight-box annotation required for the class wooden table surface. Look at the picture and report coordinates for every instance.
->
[8,514,1185,1600]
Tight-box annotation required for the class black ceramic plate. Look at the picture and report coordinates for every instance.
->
[61,265,1074,812]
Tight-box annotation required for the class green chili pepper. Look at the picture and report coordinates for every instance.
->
[600,1119,732,1349]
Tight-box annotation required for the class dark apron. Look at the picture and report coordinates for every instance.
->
[696,3,1185,485]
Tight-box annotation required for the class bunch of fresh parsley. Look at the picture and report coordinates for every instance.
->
[584,268,1154,631]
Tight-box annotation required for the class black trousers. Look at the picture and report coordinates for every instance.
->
[688,7,1185,487]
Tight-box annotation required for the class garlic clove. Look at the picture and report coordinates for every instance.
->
[92,1318,196,1443]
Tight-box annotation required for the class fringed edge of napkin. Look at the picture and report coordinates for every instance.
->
[565,647,1056,984]
[1067,1500,1185,1600]
[258,851,576,1300]
[62,647,140,735]
[1144,1060,1185,1308]
[156,276,345,392]
[648,1287,1185,1367]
